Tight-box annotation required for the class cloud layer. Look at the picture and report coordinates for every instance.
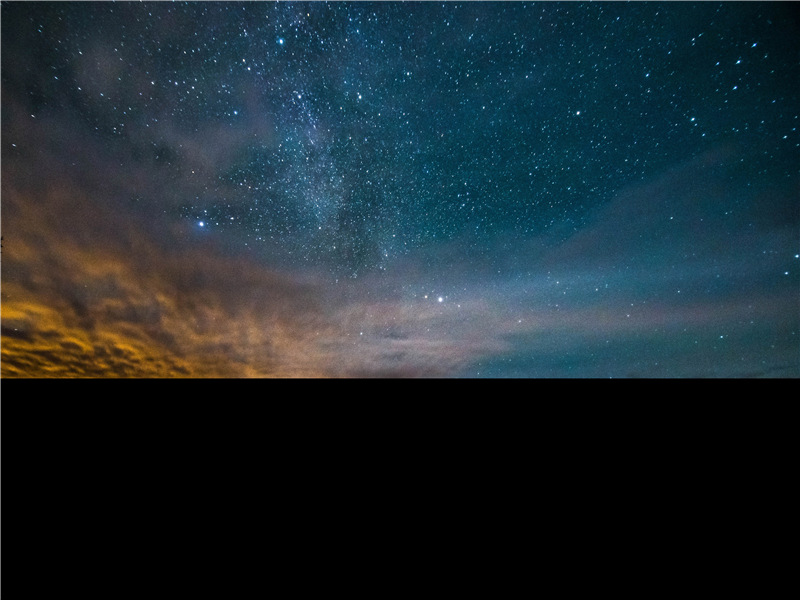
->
[3,126,796,377]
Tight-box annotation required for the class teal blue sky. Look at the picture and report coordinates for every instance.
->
[2,2,797,377]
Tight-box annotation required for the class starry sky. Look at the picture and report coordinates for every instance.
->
[1,1,798,377]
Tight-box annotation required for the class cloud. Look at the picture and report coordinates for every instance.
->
[1,111,324,377]
[457,145,800,377]
[2,93,797,377]
[0,119,502,377]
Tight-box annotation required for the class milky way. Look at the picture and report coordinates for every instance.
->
[2,1,798,377]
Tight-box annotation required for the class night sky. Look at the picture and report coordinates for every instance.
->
[1,1,798,377]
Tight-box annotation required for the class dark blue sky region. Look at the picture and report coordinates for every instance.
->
[1,1,798,377]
